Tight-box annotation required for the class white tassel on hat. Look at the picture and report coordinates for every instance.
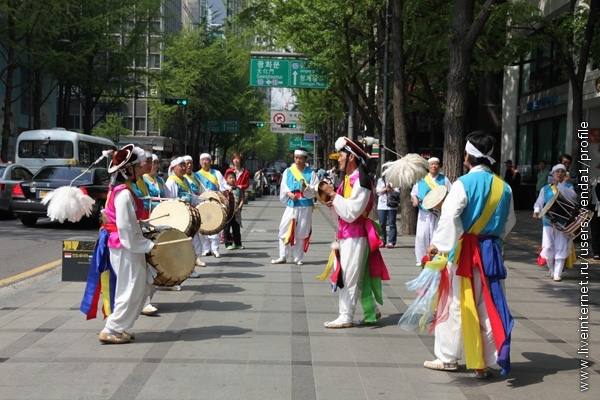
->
[382,154,430,189]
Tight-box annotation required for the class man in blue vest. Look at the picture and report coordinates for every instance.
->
[424,131,516,379]
[271,148,319,265]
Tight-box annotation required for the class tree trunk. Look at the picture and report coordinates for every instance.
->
[1,7,17,162]
[443,0,499,181]
[391,0,416,235]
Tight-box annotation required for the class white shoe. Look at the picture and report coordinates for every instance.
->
[271,257,286,264]
[189,270,201,278]
[141,305,158,316]
[213,251,221,258]
[156,285,181,291]
[202,251,211,257]
[294,258,303,265]
[195,258,206,267]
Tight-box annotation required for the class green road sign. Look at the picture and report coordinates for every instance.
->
[289,135,314,151]
[204,119,240,133]
[250,58,328,89]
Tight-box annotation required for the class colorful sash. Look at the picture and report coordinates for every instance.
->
[198,169,220,190]
[451,175,513,375]
[184,173,202,195]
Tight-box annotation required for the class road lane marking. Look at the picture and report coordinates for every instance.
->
[0,259,61,286]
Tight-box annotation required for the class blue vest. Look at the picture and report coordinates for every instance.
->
[285,167,315,208]
[196,170,220,191]
[448,171,512,261]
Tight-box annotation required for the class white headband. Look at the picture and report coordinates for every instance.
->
[183,155,193,162]
[465,140,495,164]
[170,157,185,169]
[294,149,308,157]
[200,153,212,160]
[552,164,566,173]
[428,157,440,164]
[151,154,159,162]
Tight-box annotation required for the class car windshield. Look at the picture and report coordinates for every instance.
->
[34,167,95,184]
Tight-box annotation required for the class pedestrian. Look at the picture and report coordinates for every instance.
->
[271,148,319,265]
[317,136,389,328]
[231,152,250,196]
[223,169,245,250]
[533,163,577,281]
[410,157,452,267]
[95,145,155,344]
[196,153,227,259]
[535,161,550,196]
[423,131,516,379]
[503,160,521,189]
[376,166,399,248]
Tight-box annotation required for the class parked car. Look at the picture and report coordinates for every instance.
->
[12,165,110,226]
[0,163,34,216]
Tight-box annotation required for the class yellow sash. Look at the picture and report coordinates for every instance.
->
[459,174,504,370]
[424,174,437,189]
[135,177,149,196]
[198,169,219,188]
[290,165,307,186]
[167,175,191,193]
[143,174,164,191]
[184,173,202,193]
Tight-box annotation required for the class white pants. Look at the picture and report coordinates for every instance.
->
[202,233,221,253]
[104,248,153,333]
[415,209,439,264]
[192,233,203,257]
[277,206,313,260]
[433,263,498,368]
[334,237,378,323]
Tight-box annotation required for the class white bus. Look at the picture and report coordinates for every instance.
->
[15,128,116,173]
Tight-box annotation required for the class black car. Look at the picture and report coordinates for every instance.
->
[12,165,110,226]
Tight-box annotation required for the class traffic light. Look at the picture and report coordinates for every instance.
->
[280,123,297,128]
[164,98,188,106]
[249,122,265,127]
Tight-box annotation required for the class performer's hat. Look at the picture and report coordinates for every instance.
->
[551,163,566,173]
[428,157,440,164]
[335,136,370,164]
[108,144,139,173]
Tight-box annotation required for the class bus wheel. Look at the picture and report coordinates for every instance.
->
[20,215,38,226]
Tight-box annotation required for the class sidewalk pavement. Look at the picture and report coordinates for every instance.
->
[0,196,599,400]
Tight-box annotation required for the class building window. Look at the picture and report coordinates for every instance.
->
[520,39,568,94]
[517,116,567,182]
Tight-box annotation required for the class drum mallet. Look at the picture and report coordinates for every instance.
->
[154,237,193,246]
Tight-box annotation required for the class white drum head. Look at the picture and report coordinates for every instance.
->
[422,186,447,210]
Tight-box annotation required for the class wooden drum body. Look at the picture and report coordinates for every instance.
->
[539,191,592,239]
[146,229,196,286]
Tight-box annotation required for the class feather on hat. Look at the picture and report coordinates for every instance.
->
[382,154,430,189]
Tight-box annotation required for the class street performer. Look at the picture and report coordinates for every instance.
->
[410,157,452,267]
[318,137,390,328]
[422,131,516,378]
[271,148,319,265]
[80,144,155,344]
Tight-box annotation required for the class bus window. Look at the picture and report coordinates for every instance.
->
[78,141,91,165]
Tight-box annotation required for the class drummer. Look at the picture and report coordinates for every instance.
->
[533,163,577,282]
[165,157,205,275]
[410,157,452,267]
[131,147,153,220]
[195,153,228,259]
[85,145,155,344]
[143,154,165,209]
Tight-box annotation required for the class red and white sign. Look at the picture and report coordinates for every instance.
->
[270,111,304,133]
[272,112,286,124]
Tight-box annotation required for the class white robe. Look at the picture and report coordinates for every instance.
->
[104,189,155,334]
[276,166,319,261]
[329,171,379,323]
